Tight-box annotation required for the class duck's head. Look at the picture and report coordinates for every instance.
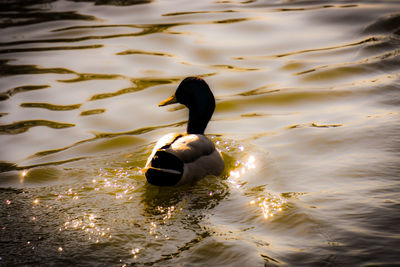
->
[159,77,216,135]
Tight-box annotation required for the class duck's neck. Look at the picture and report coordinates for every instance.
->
[186,106,213,135]
[186,114,207,135]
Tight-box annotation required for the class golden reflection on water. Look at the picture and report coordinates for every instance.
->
[46,166,145,252]
[94,167,138,200]
[156,205,176,221]
[131,248,140,259]
[19,169,28,183]
[250,196,286,220]
[147,203,183,242]
[223,144,286,221]
[0,0,399,265]
[228,154,256,188]
[62,213,112,243]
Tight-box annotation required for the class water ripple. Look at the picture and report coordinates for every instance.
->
[0,23,184,46]
[3,157,87,172]
[162,9,237,17]
[363,13,400,34]
[0,120,75,135]
[80,109,106,116]
[0,44,103,55]
[211,64,260,72]
[89,78,178,101]
[1,17,253,46]
[272,4,358,13]
[116,49,174,57]
[73,0,152,6]
[234,37,381,60]
[30,121,185,158]
[20,102,82,111]
[0,85,50,101]
[59,73,124,83]
[298,48,400,82]
[0,10,95,28]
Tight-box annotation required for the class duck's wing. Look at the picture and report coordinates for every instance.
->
[166,134,215,163]
[145,133,182,168]
[165,134,224,185]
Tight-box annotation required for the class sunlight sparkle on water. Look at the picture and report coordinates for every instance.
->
[19,170,28,183]
[228,155,256,188]
[62,213,112,243]
[157,205,176,221]
[131,248,140,259]
[95,167,136,199]
[225,151,286,221]
[52,167,140,247]
[250,195,286,220]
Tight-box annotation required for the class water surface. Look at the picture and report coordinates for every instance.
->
[1,0,400,266]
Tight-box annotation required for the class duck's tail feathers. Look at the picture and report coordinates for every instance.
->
[145,150,183,186]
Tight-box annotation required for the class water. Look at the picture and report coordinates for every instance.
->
[1,0,400,265]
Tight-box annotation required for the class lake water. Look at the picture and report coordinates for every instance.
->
[1,0,400,266]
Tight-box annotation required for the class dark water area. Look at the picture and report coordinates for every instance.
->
[1,0,400,266]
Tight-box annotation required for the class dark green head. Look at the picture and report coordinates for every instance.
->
[159,77,216,134]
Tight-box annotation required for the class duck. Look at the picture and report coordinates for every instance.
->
[144,77,224,186]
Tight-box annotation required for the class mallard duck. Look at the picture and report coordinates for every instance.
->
[145,77,224,186]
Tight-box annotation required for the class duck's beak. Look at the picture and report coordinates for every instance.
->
[158,94,178,107]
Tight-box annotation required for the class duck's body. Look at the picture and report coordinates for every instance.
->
[145,133,224,186]
[145,77,224,186]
